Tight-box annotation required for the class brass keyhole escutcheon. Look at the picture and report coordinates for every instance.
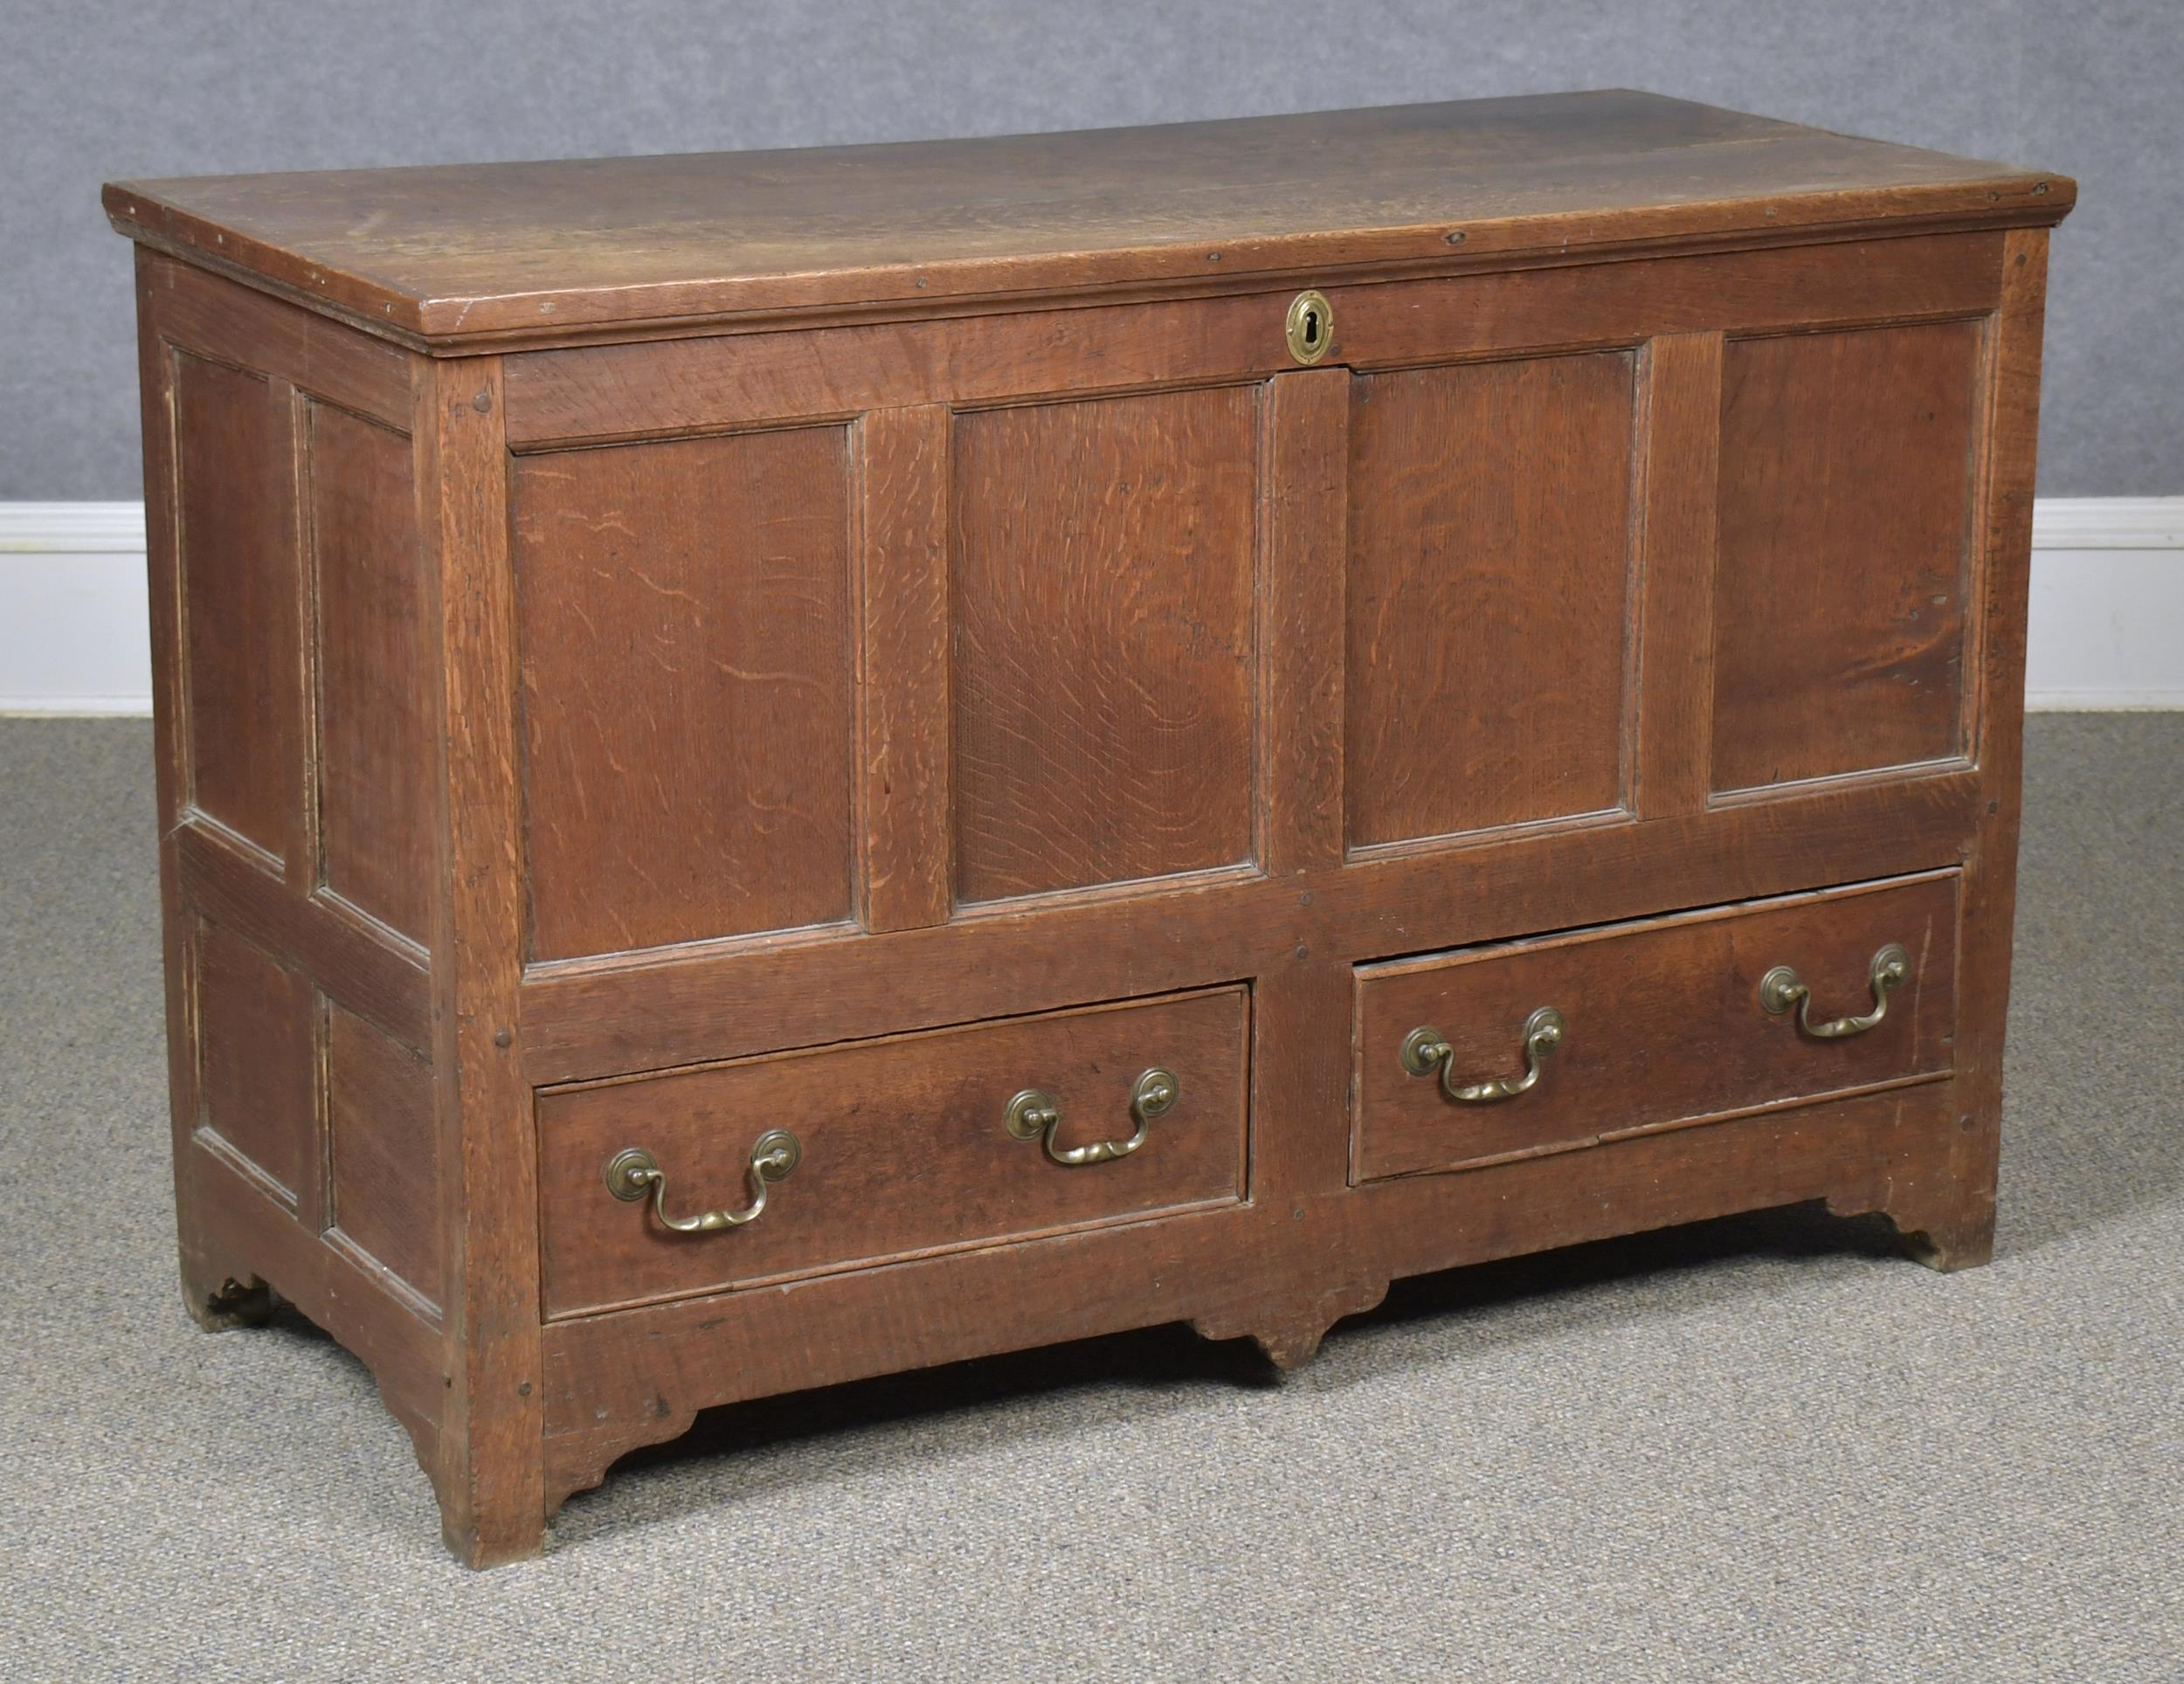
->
[1285,289,1333,364]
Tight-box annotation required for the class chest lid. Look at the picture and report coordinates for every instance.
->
[105,89,2070,350]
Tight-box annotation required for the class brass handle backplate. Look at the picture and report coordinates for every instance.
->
[1400,1006,1566,1104]
[1285,289,1333,364]
[1005,1067,1179,1166]
[1759,943,1911,1039]
[605,1128,801,1233]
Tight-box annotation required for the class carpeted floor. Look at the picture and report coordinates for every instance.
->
[1,715,2177,1681]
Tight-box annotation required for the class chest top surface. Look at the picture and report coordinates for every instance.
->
[105,89,2070,348]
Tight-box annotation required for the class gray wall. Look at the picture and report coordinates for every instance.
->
[4,0,2177,500]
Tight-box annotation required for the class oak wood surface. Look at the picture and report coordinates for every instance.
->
[1711,320,1984,791]
[500,231,2003,446]
[173,352,304,862]
[308,400,433,946]
[326,1002,444,1311]
[1346,349,1636,845]
[542,1080,1956,1507]
[419,356,546,1565]
[105,92,2068,345]
[113,110,2069,1566]
[950,387,1259,902]
[1351,873,1958,1181]
[856,405,955,932]
[512,427,857,958]
[537,986,1249,1318]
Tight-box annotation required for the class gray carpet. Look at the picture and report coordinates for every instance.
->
[2,716,2178,1681]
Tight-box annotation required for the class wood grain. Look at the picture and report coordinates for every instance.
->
[950,388,1259,901]
[308,401,433,945]
[501,232,2004,446]
[856,406,953,931]
[537,986,1248,1318]
[419,356,545,1566]
[1906,227,2050,1268]
[106,93,2067,345]
[541,1080,1957,1507]
[512,427,856,958]
[192,918,317,1204]
[1631,332,1724,818]
[520,767,1986,1085]
[1711,320,1984,791]
[327,1002,444,1311]
[1258,368,1349,875]
[173,350,304,863]
[1351,873,1959,1181]
[1347,350,1637,845]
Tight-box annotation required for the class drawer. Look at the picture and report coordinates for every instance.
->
[1351,873,1958,1182]
[538,985,1248,1317]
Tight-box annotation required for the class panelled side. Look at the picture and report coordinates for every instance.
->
[138,253,447,1468]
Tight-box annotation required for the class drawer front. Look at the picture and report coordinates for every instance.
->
[1352,874,1957,1181]
[538,985,1248,1317]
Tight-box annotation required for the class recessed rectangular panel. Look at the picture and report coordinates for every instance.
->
[309,403,432,942]
[195,919,315,1200]
[174,352,301,859]
[328,1002,442,1308]
[1711,321,1983,791]
[950,388,1258,903]
[513,428,855,959]
[1346,352,1635,848]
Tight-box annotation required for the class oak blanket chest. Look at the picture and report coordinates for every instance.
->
[106,91,2074,1564]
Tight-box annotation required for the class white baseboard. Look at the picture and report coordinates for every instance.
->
[3,498,2181,714]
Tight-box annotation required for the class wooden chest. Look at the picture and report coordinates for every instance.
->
[107,91,2073,1565]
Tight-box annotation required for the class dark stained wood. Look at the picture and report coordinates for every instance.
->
[192,918,317,1204]
[538,986,1248,1318]
[172,351,304,863]
[1351,873,1958,1181]
[419,355,547,1566]
[1258,368,1349,875]
[501,232,2003,446]
[512,428,856,958]
[328,1002,444,1310]
[856,406,953,931]
[1632,333,1724,817]
[1711,320,1985,792]
[308,401,433,945]
[1347,351,1636,846]
[115,98,2069,1568]
[950,388,1259,902]
[105,93,2068,346]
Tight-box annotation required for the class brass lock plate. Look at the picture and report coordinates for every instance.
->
[1285,289,1333,364]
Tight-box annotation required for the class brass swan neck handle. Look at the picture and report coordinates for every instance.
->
[604,1129,801,1233]
[1005,1067,1179,1166]
[1759,943,1911,1039]
[1400,1006,1566,1103]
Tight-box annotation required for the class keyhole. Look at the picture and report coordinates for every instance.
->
[1302,308,1320,346]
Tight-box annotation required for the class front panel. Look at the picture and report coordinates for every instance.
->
[950,388,1261,904]
[1346,349,1636,849]
[511,427,858,960]
[1711,321,1985,792]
